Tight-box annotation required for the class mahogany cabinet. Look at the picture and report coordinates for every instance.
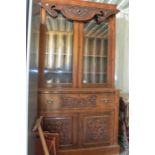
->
[37,0,120,154]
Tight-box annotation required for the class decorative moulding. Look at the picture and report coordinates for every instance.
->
[42,3,118,23]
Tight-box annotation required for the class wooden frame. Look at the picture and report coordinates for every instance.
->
[107,15,116,88]
[38,9,80,88]
[73,22,79,88]
[38,15,117,88]
[38,8,46,88]
[78,15,116,88]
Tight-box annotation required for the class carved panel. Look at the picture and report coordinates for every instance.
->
[42,3,118,23]
[43,117,72,146]
[61,95,97,108]
[85,116,110,142]
[80,112,113,146]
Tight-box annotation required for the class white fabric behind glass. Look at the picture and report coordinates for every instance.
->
[115,13,129,93]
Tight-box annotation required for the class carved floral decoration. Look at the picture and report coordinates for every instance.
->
[61,95,97,108]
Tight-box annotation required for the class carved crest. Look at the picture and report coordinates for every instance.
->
[42,3,117,23]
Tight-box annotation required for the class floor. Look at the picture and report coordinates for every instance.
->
[120,146,129,155]
[120,150,129,155]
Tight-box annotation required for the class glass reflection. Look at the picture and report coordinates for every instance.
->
[83,20,108,84]
[44,14,73,85]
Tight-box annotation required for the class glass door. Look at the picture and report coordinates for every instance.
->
[43,13,74,87]
[82,19,109,86]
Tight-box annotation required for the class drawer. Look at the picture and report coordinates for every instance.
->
[39,94,64,111]
[39,93,115,112]
[39,94,97,111]
[97,93,115,105]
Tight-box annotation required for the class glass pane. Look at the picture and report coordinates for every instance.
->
[44,13,73,86]
[83,20,108,84]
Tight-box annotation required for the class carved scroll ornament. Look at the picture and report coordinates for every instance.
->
[42,3,117,23]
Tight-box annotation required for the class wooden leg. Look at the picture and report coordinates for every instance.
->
[38,125,50,155]
[33,116,50,155]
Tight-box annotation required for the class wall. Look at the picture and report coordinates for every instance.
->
[27,1,40,155]
[115,13,129,94]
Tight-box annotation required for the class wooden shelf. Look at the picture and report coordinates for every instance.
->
[45,53,106,57]
[85,34,108,39]
[84,55,107,58]
[46,31,73,35]
[84,72,107,74]
[45,52,72,56]
[45,83,72,87]
[45,71,72,74]
[46,82,72,84]
[82,82,107,84]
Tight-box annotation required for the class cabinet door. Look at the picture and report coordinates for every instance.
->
[42,113,77,148]
[39,10,78,88]
[78,17,115,88]
[79,111,114,147]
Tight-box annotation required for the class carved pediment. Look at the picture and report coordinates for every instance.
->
[42,3,118,23]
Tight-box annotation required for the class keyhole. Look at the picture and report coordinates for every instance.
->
[77,9,81,14]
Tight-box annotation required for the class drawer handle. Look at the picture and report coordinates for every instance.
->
[47,99,54,104]
[101,98,111,103]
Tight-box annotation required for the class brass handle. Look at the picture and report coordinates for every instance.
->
[47,99,54,104]
[101,98,110,103]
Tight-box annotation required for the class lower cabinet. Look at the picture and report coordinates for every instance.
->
[42,111,114,149]
[79,111,114,147]
[38,90,119,154]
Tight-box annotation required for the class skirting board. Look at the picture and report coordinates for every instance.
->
[59,145,120,155]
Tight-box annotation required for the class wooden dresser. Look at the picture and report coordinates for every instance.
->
[37,0,120,154]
